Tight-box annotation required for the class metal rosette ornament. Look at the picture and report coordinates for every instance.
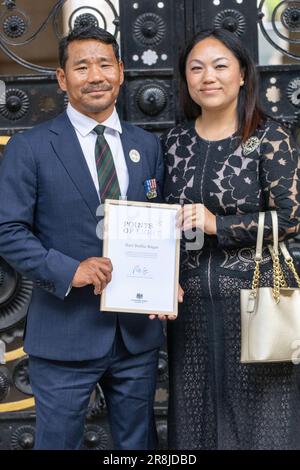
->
[133,13,166,46]
[0,0,61,73]
[81,424,109,450]
[13,357,32,395]
[0,258,33,415]
[214,9,246,36]
[0,0,119,74]
[258,0,300,61]
[0,257,32,334]
[0,88,29,121]
[65,0,119,38]
[0,2,29,43]
[0,366,10,402]
[136,84,167,116]
[10,425,35,450]
[287,77,300,107]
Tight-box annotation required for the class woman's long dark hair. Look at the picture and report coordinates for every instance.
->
[179,28,266,142]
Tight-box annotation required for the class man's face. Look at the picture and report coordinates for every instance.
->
[56,39,124,121]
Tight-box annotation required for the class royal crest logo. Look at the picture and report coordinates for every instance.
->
[136,292,143,299]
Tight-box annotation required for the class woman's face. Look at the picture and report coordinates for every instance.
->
[185,36,244,113]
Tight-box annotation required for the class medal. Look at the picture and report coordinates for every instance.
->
[144,178,157,199]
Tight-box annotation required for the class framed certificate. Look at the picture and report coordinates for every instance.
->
[100,199,181,316]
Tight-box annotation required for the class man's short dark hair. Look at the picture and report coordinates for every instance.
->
[58,26,120,69]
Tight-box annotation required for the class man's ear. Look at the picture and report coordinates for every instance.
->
[56,68,67,92]
[119,61,124,86]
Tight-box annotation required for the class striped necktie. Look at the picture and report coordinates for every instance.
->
[94,125,121,201]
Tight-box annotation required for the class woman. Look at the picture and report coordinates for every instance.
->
[162,28,300,449]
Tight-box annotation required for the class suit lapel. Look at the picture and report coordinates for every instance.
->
[49,112,100,221]
[120,123,145,200]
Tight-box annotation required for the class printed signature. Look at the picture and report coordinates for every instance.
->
[129,265,150,278]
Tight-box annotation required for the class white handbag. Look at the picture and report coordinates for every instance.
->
[240,211,300,363]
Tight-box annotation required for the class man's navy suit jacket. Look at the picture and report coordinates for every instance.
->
[0,111,165,361]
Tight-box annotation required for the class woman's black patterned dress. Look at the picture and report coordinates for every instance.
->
[162,120,300,450]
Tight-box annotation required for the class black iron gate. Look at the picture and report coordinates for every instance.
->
[0,0,300,450]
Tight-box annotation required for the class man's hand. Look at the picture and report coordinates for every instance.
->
[71,257,113,294]
[149,284,184,321]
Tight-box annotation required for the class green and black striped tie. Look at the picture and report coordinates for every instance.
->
[94,125,121,201]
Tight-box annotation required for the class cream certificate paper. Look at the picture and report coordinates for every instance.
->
[100,199,180,315]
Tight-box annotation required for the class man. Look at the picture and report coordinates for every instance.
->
[0,26,165,450]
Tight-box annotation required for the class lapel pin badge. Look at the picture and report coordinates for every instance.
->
[129,149,141,163]
[144,178,158,199]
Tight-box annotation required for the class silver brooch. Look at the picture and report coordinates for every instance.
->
[242,136,260,156]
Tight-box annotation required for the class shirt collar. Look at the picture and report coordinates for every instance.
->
[66,103,122,137]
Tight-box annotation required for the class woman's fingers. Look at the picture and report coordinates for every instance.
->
[178,284,184,302]
[148,314,177,321]
[178,204,204,230]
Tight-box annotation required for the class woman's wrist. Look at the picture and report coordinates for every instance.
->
[205,213,217,235]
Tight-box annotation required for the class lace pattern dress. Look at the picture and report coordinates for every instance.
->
[162,119,300,450]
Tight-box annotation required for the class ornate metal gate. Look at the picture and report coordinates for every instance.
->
[0,0,300,450]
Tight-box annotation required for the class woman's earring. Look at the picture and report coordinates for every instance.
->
[240,80,245,86]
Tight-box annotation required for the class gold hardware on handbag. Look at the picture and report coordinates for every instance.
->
[240,211,300,363]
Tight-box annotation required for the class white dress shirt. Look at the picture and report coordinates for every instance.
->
[65,104,129,296]
[66,103,129,199]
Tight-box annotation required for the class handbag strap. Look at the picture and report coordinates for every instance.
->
[251,211,300,302]
[270,210,279,256]
[252,212,265,293]
[279,241,300,288]
[252,211,281,302]
[268,211,300,291]
[268,211,282,302]
[255,212,265,261]
[279,241,292,261]
[256,211,278,259]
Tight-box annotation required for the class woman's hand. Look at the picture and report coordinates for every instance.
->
[177,203,217,235]
[149,284,184,321]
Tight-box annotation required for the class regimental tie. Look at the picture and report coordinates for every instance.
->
[94,124,121,201]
